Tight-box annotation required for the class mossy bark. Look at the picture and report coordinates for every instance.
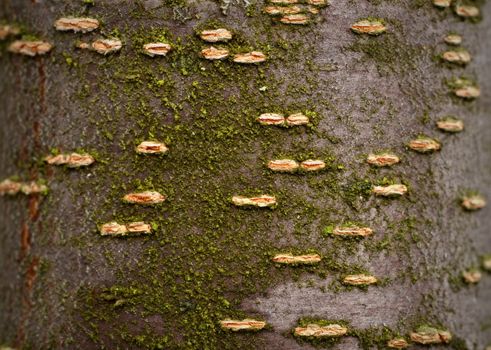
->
[0,0,490,349]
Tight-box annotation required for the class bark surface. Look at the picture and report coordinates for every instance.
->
[0,0,490,349]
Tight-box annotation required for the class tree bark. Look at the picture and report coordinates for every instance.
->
[0,0,490,349]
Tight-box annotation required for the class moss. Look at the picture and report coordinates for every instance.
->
[20,33,42,41]
[411,0,431,9]
[450,337,469,350]
[445,76,480,104]
[100,285,144,307]
[323,224,335,235]
[345,32,427,76]
[419,110,431,125]
[38,258,52,277]
[62,19,335,348]
[341,178,372,208]
[350,326,395,350]
[19,3,467,347]
[293,321,411,350]
[62,52,77,67]
[194,19,234,34]
[445,76,477,89]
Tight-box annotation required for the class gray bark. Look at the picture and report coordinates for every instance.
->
[0,0,490,349]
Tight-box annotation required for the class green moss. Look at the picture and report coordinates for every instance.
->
[323,224,335,235]
[293,321,412,350]
[341,178,372,208]
[446,76,477,89]
[346,32,427,76]
[411,0,430,9]
[38,258,52,277]
[450,337,469,350]
[419,110,431,125]
[350,326,394,350]
[100,285,144,307]
[24,5,463,348]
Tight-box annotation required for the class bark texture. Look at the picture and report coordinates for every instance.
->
[0,0,490,349]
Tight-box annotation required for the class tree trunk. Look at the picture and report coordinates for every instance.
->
[0,0,490,349]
